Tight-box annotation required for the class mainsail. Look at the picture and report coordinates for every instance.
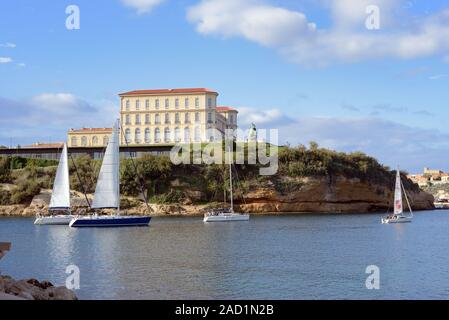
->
[49,143,71,209]
[393,170,403,215]
[91,120,120,209]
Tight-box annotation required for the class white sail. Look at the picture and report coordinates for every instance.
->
[49,144,71,209]
[91,120,120,209]
[394,170,403,215]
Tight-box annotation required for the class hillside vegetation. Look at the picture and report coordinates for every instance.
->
[0,143,417,206]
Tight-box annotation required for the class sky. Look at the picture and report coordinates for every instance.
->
[1,0,449,173]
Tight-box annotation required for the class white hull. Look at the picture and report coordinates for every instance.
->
[203,213,250,222]
[381,216,412,224]
[34,215,74,225]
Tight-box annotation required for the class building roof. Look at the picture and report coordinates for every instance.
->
[69,128,112,133]
[216,106,238,112]
[119,88,218,96]
[23,142,65,149]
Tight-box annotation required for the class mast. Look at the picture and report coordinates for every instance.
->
[229,146,234,213]
[116,119,121,216]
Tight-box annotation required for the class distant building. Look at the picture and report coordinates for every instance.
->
[67,128,112,148]
[424,167,443,176]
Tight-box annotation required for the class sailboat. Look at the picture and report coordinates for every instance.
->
[34,143,74,225]
[69,120,151,228]
[203,147,250,222]
[381,169,413,224]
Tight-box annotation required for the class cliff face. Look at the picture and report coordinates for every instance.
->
[0,176,434,216]
[237,176,434,214]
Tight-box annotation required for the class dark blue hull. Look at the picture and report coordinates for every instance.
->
[69,216,151,228]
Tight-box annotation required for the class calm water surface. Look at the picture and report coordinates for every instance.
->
[1,211,449,299]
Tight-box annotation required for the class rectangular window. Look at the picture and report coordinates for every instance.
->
[145,99,150,110]
[185,98,189,108]
[145,114,150,124]
[185,113,190,123]
[175,113,180,124]
[208,97,212,108]
[126,100,130,111]
[195,112,200,123]
[126,115,131,125]
[136,100,140,110]
[208,112,212,123]
[165,113,170,124]
[195,97,199,108]
[175,98,179,109]
[230,115,234,124]
[156,99,160,109]
[165,99,169,109]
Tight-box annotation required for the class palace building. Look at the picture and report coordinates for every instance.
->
[118,88,238,145]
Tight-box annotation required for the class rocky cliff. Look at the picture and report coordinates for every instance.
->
[0,176,434,217]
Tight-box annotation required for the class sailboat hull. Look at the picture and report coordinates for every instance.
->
[203,213,250,222]
[34,215,74,225]
[381,216,412,224]
[69,215,151,228]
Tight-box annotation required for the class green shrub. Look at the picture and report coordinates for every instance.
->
[150,189,184,204]
[10,181,41,204]
[0,189,11,205]
[0,157,11,183]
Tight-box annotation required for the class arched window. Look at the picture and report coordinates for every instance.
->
[164,127,171,142]
[194,127,201,142]
[71,137,77,147]
[174,127,181,142]
[145,128,150,143]
[103,135,109,146]
[81,136,88,147]
[135,128,141,144]
[155,113,160,124]
[154,128,161,143]
[125,129,131,143]
[92,136,98,145]
[184,127,190,142]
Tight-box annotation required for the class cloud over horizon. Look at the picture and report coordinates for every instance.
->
[187,0,449,66]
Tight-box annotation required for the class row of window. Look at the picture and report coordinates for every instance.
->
[124,97,214,111]
[123,112,213,125]
[123,127,204,144]
[71,135,109,147]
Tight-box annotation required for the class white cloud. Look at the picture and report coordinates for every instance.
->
[121,0,164,14]
[428,74,448,80]
[17,63,26,67]
[237,107,295,127]
[0,42,16,48]
[0,94,117,145]
[187,0,449,65]
[0,57,13,64]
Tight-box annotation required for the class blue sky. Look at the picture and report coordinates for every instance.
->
[1,0,449,172]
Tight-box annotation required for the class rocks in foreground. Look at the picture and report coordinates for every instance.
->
[0,275,77,300]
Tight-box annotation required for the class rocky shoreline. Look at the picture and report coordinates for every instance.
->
[0,176,435,217]
[0,275,77,300]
